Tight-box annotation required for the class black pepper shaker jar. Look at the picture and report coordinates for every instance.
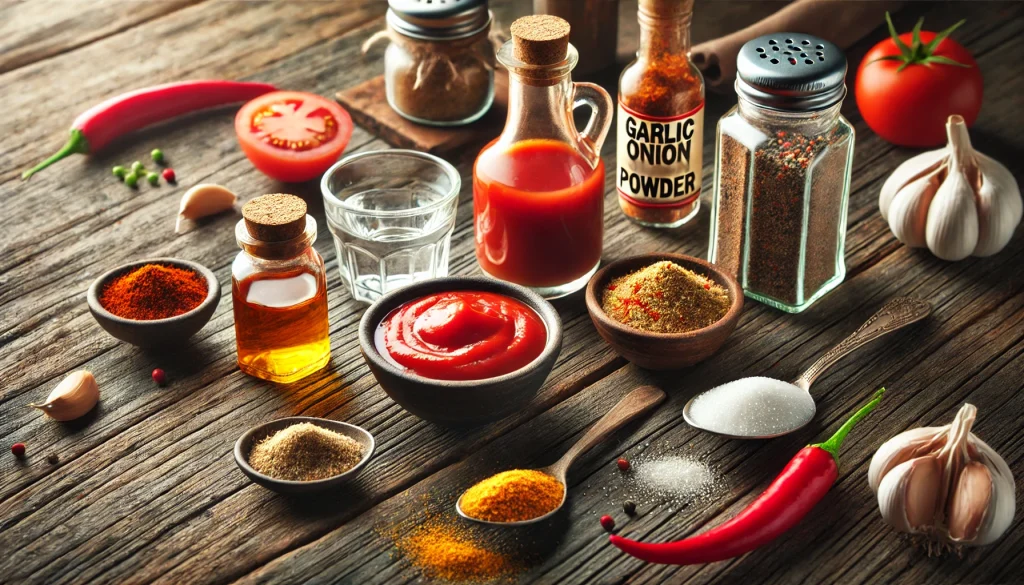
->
[379,0,495,126]
[709,34,854,313]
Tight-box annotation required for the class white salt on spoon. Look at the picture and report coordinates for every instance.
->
[683,297,931,439]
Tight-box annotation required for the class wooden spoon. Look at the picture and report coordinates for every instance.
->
[456,385,667,526]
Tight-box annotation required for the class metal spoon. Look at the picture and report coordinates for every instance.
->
[456,385,666,526]
[683,296,931,439]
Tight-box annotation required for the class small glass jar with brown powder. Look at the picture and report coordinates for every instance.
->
[709,34,854,313]
[374,0,496,126]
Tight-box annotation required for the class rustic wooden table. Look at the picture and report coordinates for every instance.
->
[1,1,1021,584]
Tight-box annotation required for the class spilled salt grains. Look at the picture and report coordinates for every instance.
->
[602,261,730,334]
[636,456,717,499]
[248,423,363,481]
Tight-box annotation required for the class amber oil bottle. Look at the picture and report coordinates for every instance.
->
[232,194,330,383]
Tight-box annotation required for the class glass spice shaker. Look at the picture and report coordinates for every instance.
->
[232,194,331,383]
[473,15,613,299]
[381,0,495,126]
[708,34,855,313]
[617,0,705,228]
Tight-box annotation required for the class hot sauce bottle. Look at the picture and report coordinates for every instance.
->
[617,0,705,228]
[232,194,330,383]
[473,15,613,299]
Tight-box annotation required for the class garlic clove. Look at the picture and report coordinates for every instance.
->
[29,370,99,422]
[887,164,944,248]
[877,456,940,533]
[868,426,943,493]
[969,435,1016,546]
[176,184,238,234]
[925,168,979,261]
[972,152,1023,257]
[880,148,947,221]
[947,461,992,542]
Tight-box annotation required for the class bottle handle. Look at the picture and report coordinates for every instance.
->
[572,82,614,168]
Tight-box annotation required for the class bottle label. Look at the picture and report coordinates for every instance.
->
[616,101,704,207]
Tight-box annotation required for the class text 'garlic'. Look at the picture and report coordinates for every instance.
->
[869,403,1014,548]
[879,115,1021,261]
[29,370,99,422]
[176,184,238,234]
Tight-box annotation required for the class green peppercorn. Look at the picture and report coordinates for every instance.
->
[146,172,160,186]
[131,161,144,173]
[112,165,127,179]
[124,172,139,188]
[151,149,165,164]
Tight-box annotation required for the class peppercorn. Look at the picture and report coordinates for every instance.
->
[131,161,144,173]
[162,168,176,183]
[146,172,160,186]
[124,172,139,188]
[616,458,630,471]
[11,443,26,458]
[152,368,167,386]
[623,501,637,515]
[112,165,127,179]
[46,453,59,465]
[151,148,165,164]
[600,515,615,532]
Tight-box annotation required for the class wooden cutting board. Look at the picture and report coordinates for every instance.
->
[336,70,508,157]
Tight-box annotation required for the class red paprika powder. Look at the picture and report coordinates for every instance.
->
[100,264,207,320]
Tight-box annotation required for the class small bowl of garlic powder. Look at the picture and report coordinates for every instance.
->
[234,417,375,494]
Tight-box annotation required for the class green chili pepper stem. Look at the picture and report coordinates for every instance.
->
[813,388,885,464]
[21,129,90,180]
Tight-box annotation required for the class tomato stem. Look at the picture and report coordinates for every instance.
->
[872,13,969,72]
[22,129,90,180]
[813,388,885,464]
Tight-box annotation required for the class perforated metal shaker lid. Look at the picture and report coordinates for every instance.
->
[387,0,490,41]
[736,33,847,111]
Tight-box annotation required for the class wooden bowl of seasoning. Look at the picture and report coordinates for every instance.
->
[585,254,743,370]
[233,416,375,494]
[87,258,220,349]
[359,277,563,426]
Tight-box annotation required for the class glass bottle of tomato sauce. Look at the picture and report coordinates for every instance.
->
[617,0,705,228]
[474,15,613,299]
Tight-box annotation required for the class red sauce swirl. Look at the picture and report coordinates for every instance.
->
[375,291,547,381]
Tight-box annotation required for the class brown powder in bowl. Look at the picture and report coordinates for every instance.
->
[602,261,730,334]
[248,422,364,481]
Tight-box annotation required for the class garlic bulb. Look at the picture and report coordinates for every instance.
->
[879,115,1021,261]
[176,184,238,234]
[29,370,100,421]
[869,404,1014,547]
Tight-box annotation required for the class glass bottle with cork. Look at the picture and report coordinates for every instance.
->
[232,194,331,383]
[617,0,705,228]
[473,15,613,299]
[708,34,855,313]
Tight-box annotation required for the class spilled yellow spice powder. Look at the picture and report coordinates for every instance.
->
[396,518,514,582]
[602,260,730,333]
[460,469,564,523]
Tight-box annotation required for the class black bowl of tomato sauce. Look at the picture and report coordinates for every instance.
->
[359,277,562,426]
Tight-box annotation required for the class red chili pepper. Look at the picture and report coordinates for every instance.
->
[609,388,884,565]
[22,80,276,180]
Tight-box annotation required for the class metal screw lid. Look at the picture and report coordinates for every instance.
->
[736,33,847,112]
[387,0,491,41]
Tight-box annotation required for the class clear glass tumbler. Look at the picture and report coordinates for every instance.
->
[321,150,461,303]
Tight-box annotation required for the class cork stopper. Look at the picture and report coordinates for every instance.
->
[510,15,570,65]
[639,0,694,18]
[242,194,307,242]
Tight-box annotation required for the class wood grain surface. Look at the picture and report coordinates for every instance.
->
[1,1,1021,584]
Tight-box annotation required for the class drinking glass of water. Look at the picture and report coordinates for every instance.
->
[321,150,461,303]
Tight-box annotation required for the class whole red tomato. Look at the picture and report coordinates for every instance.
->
[856,17,982,147]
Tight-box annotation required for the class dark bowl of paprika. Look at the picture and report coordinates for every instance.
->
[585,253,743,370]
[87,257,221,349]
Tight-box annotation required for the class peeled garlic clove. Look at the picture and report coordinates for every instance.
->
[880,149,947,221]
[887,165,944,248]
[947,461,992,542]
[972,152,1023,257]
[176,184,238,233]
[868,426,944,493]
[29,370,99,421]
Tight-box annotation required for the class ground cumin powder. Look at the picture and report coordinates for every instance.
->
[602,261,730,333]
[248,423,363,481]
[460,469,565,523]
